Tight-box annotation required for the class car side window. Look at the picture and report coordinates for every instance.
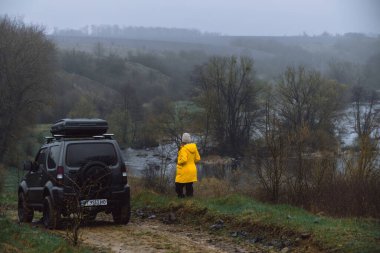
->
[48,146,60,169]
[35,148,48,170]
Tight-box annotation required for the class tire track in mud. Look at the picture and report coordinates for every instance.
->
[79,214,262,253]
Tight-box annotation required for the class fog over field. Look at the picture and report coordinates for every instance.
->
[1,0,379,36]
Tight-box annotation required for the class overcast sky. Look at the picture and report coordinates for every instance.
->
[1,0,379,36]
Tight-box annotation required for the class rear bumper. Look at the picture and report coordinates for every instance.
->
[52,184,130,208]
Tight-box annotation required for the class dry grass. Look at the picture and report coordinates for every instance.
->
[135,152,380,218]
[194,177,231,197]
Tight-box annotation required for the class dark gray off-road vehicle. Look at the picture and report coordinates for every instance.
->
[18,119,130,229]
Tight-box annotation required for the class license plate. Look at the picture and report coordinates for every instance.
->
[80,199,107,207]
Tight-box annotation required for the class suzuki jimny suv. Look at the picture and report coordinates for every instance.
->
[17,119,130,229]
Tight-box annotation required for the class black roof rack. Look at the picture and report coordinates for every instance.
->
[45,136,54,144]
[103,134,114,139]
[45,134,114,143]
[53,134,64,140]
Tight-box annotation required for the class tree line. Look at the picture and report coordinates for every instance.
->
[193,58,379,216]
[0,17,55,164]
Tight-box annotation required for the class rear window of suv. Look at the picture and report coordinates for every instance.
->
[66,143,117,167]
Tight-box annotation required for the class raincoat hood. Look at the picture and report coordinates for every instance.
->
[183,143,197,153]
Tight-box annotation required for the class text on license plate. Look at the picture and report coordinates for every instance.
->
[81,199,107,207]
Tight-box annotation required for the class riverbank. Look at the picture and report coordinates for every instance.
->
[132,189,380,253]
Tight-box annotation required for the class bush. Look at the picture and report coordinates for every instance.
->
[141,163,173,193]
[253,152,380,218]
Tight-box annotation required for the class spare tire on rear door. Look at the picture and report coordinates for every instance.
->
[77,161,112,197]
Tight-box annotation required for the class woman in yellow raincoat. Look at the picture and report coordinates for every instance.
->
[175,133,201,198]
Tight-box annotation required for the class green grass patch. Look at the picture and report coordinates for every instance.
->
[132,191,380,253]
[0,216,91,253]
[0,168,94,253]
[0,168,21,207]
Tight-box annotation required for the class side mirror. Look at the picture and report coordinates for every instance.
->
[23,161,34,171]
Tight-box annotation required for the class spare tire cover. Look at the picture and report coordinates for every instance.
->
[77,161,112,196]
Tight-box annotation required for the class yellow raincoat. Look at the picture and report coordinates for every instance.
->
[175,143,201,183]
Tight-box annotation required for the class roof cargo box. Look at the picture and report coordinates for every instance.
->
[51,118,108,136]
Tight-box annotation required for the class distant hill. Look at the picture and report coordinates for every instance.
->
[44,59,171,122]
[49,27,380,88]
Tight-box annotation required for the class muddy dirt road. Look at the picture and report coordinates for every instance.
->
[7,209,312,252]
[75,214,273,253]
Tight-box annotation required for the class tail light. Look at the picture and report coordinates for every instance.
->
[57,166,64,184]
[122,163,128,184]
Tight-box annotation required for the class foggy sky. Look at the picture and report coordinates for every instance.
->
[1,0,379,36]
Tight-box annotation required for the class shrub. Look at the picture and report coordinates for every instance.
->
[141,163,174,194]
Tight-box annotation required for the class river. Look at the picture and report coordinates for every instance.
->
[123,104,380,176]
[122,144,178,177]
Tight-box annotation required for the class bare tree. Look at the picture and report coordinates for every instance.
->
[256,89,288,202]
[156,143,176,193]
[0,17,55,163]
[194,56,258,156]
[155,101,194,149]
[141,143,176,193]
[336,86,380,216]
[350,86,379,180]
[277,66,344,204]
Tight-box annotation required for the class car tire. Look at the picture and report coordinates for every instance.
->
[42,196,61,229]
[112,202,131,225]
[18,192,34,223]
[77,161,112,197]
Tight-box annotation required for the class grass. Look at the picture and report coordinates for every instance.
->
[0,168,93,253]
[0,217,92,253]
[131,190,380,253]
[0,167,20,207]
[202,195,380,253]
